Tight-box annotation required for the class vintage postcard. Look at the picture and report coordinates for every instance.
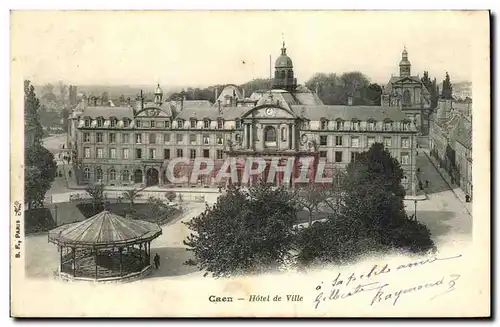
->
[10,10,490,317]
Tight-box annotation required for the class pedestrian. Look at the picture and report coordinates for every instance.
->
[425,180,429,188]
[154,253,160,269]
[416,168,420,174]
[418,180,423,190]
[68,170,72,178]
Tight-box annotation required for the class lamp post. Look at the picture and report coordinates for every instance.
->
[54,204,58,226]
[414,200,418,221]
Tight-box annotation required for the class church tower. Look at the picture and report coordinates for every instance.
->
[272,42,297,92]
[154,83,163,105]
[399,46,411,77]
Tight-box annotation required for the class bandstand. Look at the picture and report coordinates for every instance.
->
[48,210,162,282]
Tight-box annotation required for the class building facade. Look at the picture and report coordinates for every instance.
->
[70,43,419,194]
[381,47,432,135]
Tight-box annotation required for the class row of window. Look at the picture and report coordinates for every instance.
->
[84,132,226,145]
[84,147,225,160]
[318,150,411,164]
[318,136,411,148]
[83,118,233,129]
[318,120,411,132]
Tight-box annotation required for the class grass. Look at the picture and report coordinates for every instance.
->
[76,201,183,225]
[24,208,56,234]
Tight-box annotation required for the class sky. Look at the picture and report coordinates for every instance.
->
[11,11,483,89]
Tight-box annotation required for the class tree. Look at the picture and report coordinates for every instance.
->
[85,183,104,214]
[101,92,109,106]
[366,83,383,106]
[60,108,70,133]
[441,72,453,100]
[184,182,298,277]
[58,81,67,103]
[24,80,57,209]
[122,185,148,213]
[340,143,435,252]
[148,196,166,223]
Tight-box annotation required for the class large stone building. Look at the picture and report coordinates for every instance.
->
[382,47,432,135]
[69,43,419,194]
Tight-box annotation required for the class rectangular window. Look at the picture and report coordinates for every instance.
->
[176,134,184,144]
[135,120,141,128]
[110,148,116,159]
[177,149,183,157]
[351,152,359,162]
[204,120,210,128]
[123,148,129,159]
[135,133,142,144]
[83,133,90,143]
[189,134,197,145]
[149,133,156,144]
[109,133,116,143]
[320,135,327,146]
[110,119,117,127]
[336,121,344,130]
[164,133,171,143]
[217,120,224,129]
[97,119,103,128]
[191,120,197,128]
[401,152,410,165]
[84,147,91,158]
[321,120,328,130]
[320,151,327,158]
[236,120,241,129]
[164,149,170,159]
[384,137,392,148]
[123,119,129,128]
[401,137,410,148]
[335,136,343,146]
[136,149,142,159]
[281,127,287,142]
[84,119,90,127]
[351,137,359,148]
[97,148,104,159]
[216,150,224,159]
[352,121,360,131]
[149,148,156,159]
[368,121,375,131]
[203,149,210,158]
[335,151,343,163]
[203,135,210,145]
[190,149,196,159]
[367,137,375,147]
[122,133,129,144]
[150,120,155,128]
[165,120,171,128]
[96,133,103,143]
[384,122,392,131]
[216,134,224,145]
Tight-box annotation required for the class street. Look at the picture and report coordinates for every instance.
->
[404,152,472,247]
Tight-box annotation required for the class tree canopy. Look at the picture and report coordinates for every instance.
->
[441,72,453,100]
[184,183,298,277]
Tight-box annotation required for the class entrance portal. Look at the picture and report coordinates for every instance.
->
[146,168,159,186]
[133,169,143,184]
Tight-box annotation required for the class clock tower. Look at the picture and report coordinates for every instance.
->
[154,83,163,105]
[272,42,297,92]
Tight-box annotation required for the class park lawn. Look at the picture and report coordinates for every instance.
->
[76,202,183,225]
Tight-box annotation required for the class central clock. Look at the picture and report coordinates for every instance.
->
[265,108,275,117]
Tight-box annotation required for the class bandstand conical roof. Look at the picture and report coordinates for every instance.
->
[48,210,162,248]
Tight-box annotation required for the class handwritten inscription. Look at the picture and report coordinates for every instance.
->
[313,254,462,309]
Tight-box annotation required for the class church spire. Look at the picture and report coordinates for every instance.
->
[399,46,411,77]
[281,41,287,55]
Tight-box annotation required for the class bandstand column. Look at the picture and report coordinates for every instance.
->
[72,247,76,277]
[59,246,63,272]
[244,124,249,149]
[148,241,151,264]
[139,243,143,269]
[291,125,296,150]
[95,247,98,279]
[119,247,123,277]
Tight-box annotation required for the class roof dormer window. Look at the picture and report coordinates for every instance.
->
[204,119,211,129]
[97,117,104,128]
[368,120,376,131]
[177,119,184,128]
[123,119,130,128]
[217,119,224,129]
[190,119,198,128]
[110,117,118,127]
[84,118,91,127]
[384,121,393,131]
[336,119,344,130]
[320,119,328,130]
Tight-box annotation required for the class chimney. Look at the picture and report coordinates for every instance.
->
[140,90,144,110]
[218,100,222,114]
[180,97,184,111]
[242,88,246,98]
[94,97,98,107]
[347,96,353,106]
[215,88,219,102]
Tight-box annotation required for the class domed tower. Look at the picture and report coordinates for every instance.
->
[154,83,163,105]
[399,46,411,77]
[272,42,297,91]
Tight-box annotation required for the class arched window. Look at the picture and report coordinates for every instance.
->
[403,89,411,107]
[84,167,91,180]
[264,126,277,142]
[280,70,286,79]
[95,167,103,181]
[122,169,129,182]
[288,69,293,79]
[109,168,116,181]
[134,169,143,184]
